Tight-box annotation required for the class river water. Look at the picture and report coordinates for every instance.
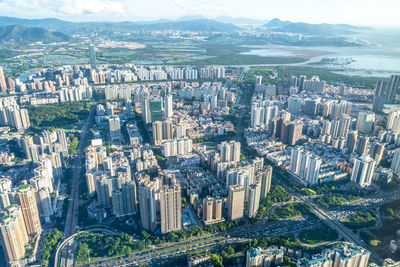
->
[241,28,400,77]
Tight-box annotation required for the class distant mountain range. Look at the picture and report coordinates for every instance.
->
[0,16,373,44]
[263,18,371,35]
[0,16,240,35]
[0,24,70,43]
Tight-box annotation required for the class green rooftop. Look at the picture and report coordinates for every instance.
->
[1,215,10,220]
[18,184,30,190]
[6,205,14,209]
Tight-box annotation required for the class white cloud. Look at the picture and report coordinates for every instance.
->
[0,0,399,26]
[0,0,137,17]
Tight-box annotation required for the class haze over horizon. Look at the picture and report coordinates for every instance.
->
[0,0,400,27]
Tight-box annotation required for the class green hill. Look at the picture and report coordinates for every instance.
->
[0,16,240,35]
[0,24,71,43]
[263,18,371,36]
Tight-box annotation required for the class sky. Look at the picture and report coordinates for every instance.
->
[0,0,399,27]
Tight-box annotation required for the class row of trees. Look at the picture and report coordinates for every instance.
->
[298,225,338,245]
[275,202,312,219]
[41,228,63,266]
[76,233,146,264]
[192,131,236,144]
[341,209,378,230]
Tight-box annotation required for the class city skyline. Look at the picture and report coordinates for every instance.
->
[1,0,400,27]
[0,0,399,265]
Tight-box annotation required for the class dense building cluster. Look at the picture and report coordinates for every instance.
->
[247,74,400,189]
[246,243,371,267]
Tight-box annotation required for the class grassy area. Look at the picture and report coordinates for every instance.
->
[301,188,317,196]
[255,185,291,220]
[68,136,79,155]
[205,144,217,150]
[245,66,275,84]
[275,202,312,219]
[383,200,400,220]
[315,194,347,209]
[341,209,378,230]
[314,193,359,209]
[181,43,306,66]
[360,231,382,247]
[298,225,338,245]
[26,101,91,133]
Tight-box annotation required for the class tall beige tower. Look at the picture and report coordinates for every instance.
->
[228,185,245,220]
[0,66,7,92]
[138,180,158,232]
[159,183,181,233]
[202,197,214,223]
[260,165,272,201]
[247,183,261,218]
[0,204,29,264]
[219,141,241,163]
[17,184,42,235]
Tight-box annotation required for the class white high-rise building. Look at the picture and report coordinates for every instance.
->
[139,180,159,232]
[330,101,352,120]
[391,148,400,175]
[142,98,152,124]
[356,111,375,134]
[387,110,400,133]
[89,44,96,69]
[255,76,262,85]
[162,139,192,157]
[303,76,326,93]
[289,147,302,174]
[335,114,351,138]
[228,184,245,220]
[164,94,173,118]
[175,124,186,138]
[159,184,181,234]
[108,115,121,142]
[152,121,163,145]
[0,178,12,209]
[290,147,321,186]
[351,155,376,187]
[288,97,302,115]
[219,141,241,163]
[250,101,279,128]
[306,156,322,185]
[247,183,261,218]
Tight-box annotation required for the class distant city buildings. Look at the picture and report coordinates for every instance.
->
[0,55,398,266]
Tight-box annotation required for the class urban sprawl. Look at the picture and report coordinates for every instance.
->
[0,44,399,267]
